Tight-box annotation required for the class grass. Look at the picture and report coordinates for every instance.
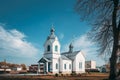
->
[0,73,109,80]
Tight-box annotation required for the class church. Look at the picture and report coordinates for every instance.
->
[38,27,85,74]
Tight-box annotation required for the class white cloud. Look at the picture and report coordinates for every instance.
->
[73,35,94,49]
[0,26,39,58]
[62,34,95,54]
[73,34,96,55]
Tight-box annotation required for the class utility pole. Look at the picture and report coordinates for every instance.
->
[4,59,6,73]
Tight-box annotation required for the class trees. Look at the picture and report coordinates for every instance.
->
[21,64,27,70]
[75,0,120,80]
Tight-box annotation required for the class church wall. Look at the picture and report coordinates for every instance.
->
[52,58,59,74]
[44,40,53,54]
[59,58,72,74]
[52,41,60,54]
[72,59,76,71]
[74,51,85,73]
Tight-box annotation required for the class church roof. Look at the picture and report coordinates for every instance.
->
[38,57,51,63]
[61,55,71,60]
[61,50,81,60]
[44,27,59,45]
[48,27,57,40]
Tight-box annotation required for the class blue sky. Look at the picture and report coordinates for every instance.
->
[0,0,105,66]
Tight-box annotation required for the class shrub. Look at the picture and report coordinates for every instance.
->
[55,73,58,77]
[61,74,63,76]
[71,72,76,76]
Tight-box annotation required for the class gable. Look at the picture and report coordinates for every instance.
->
[75,51,85,61]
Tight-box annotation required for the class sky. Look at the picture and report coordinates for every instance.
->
[0,0,105,66]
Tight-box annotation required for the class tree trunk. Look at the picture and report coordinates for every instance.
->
[109,23,119,80]
[109,0,119,80]
[109,39,118,80]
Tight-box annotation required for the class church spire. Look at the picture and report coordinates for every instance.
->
[69,42,73,53]
[50,27,55,35]
[50,24,55,35]
[47,25,57,40]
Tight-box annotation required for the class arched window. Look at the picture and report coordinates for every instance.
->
[55,45,58,52]
[47,45,50,51]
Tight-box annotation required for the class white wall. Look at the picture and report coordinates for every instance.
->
[60,58,72,74]
[85,61,96,69]
[17,67,22,71]
[44,36,60,59]
[52,40,60,54]
[91,61,96,69]
[52,58,59,74]
[73,51,85,73]
[44,38,60,54]
[12,67,22,71]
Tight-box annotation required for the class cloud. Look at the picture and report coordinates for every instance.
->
[0,26,39,58]
[62,34,95,54]
[73,35,93,49]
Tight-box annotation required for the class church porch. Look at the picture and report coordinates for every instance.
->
[38,57,52,74]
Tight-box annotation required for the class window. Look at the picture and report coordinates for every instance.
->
[79,62,82,69]
[55,45,58,52]
[64,64,66,69]
[56,63,58,69]
[69,64,71,69]
[47,45,50,51]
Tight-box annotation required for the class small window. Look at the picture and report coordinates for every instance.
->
[55,45,58,52]
[79,62,82,69]
[56,63,58,69]
[47,45,50,51]
[64,64,66,69]
[69,64,71,69]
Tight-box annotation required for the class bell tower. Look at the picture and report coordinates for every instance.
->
[44,27,61,59]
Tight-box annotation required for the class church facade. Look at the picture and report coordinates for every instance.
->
[38,28,85,74]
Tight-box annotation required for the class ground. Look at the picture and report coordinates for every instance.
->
[0,73,109,80]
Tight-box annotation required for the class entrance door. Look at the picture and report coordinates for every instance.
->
[48,62,50,72]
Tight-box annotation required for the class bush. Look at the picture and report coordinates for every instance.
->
[71,72,77,76]
[61,74,63,76]
[55,73,58,77]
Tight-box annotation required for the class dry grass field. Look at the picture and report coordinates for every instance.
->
[0,73,109,80]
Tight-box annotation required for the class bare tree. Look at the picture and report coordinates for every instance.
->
[75,0,120,80]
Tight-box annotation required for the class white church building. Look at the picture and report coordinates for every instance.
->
[38,28,85,74]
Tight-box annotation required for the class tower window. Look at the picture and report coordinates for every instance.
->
[69,64,71,69]
[79,62,82,69]
[64,64,66,69]
[55,45,58,52]
[47,45,50,51]
[56,63,58,69]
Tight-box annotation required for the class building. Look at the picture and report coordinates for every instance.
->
[12,66,22,71]
[85,60,98,72]
[29,64,44,73]
[100,64,110,73]
[85,60,96,69]
[38,27,85,74]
